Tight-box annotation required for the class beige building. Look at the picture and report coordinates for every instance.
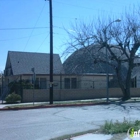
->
[2,51,114,101]
[4,51,112,89]
[4,73,113,90]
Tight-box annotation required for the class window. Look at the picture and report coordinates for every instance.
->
[40,78,47,89]
[71,78,77,89]
[93,81,94,88]
[64,78,70,89]
[34,78,47,89]
[64,78,77,89]
[35,78,39,89]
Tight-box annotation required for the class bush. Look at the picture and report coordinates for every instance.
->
[8,80,33,94]
[101,118,140,134]
[5,93,21,103]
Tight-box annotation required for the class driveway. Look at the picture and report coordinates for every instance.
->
[0,103,140,140]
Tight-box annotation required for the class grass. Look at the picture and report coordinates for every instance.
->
[4,104,45,109]
[3,97,140,109]
[3,99,105,109]
[101,118,140,134]
[54,100,101,105]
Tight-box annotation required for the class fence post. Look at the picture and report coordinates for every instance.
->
[20,75,23,103]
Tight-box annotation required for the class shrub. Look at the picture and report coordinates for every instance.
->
[5,93,21,103]
[8,80,33,94]
[101,118,140,134]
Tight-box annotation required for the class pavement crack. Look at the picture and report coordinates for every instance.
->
[53,109,74,121]
[52,109,65,115]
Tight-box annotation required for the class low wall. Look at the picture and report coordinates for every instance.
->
[22,88,140,102]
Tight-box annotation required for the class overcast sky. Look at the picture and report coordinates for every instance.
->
[0,0,140,71]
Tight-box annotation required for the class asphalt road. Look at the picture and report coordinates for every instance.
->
[0,103,140,140]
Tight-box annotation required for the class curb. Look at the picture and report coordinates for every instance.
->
[0,102,109,111]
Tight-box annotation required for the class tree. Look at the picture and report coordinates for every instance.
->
[64,9,140,101]
[8,80,33,94]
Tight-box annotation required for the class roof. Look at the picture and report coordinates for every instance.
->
[63,45,115,74]
[63,44,128,75]
[5,51,65,75]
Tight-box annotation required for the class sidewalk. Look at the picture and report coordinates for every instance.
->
[69,133,140,140]
[0,99,109,110]
[70,133,140,140]
[69,133,113,140]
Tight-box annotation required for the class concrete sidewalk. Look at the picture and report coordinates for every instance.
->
[70,133,140,140]
[0,99,109,110]
[70,133,113,140]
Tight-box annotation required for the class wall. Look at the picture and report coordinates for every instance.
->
[79,75,113,89]
[136,75,140,88]
[22,88,140,102]
[6,74,111,90]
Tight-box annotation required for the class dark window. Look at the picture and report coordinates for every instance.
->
[40,78,47,89]
[64,78,77,89]
[131,77,137,88]
[35,78,39,89]
[71,78,77,89]
[93,81,94,88]
[0,85,1,96]
[64,78,70,89]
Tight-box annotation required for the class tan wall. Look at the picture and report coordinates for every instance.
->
[79,75,113,89]
[22,75,71,89]
[5,74,113,89]
[22,88,140,102]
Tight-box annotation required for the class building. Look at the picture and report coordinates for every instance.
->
[4,51,64,85]
[4,51,111,89]
[2,51,114,101]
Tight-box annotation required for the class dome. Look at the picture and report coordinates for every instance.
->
[63,45,115,74]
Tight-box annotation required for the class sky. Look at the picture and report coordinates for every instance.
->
[0,0,140,72]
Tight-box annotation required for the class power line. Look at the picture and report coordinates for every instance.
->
[0,25,64,31]
[0,31,65,42]
[36,33,49,52]
[53,0,120,14]
[53,15,76,19]
[53,0,136,10]
[0,32,47,41]
[53,0,94,10]
[52,0,134,15]
[0,27,49,30]
[23,2,47,51]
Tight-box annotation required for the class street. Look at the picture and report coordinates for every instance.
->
[0,103,140,140]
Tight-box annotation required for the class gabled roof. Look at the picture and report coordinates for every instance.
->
[5,51,65,75]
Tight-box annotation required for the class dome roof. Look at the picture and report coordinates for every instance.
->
[63,45,115,74]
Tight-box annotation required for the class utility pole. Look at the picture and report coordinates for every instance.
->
[45,0,53,104]
[31,68,36,106]
[49,0,53,104]
[1,73,3,103]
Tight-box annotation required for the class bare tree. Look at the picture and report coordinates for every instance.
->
[64,9,140,101]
